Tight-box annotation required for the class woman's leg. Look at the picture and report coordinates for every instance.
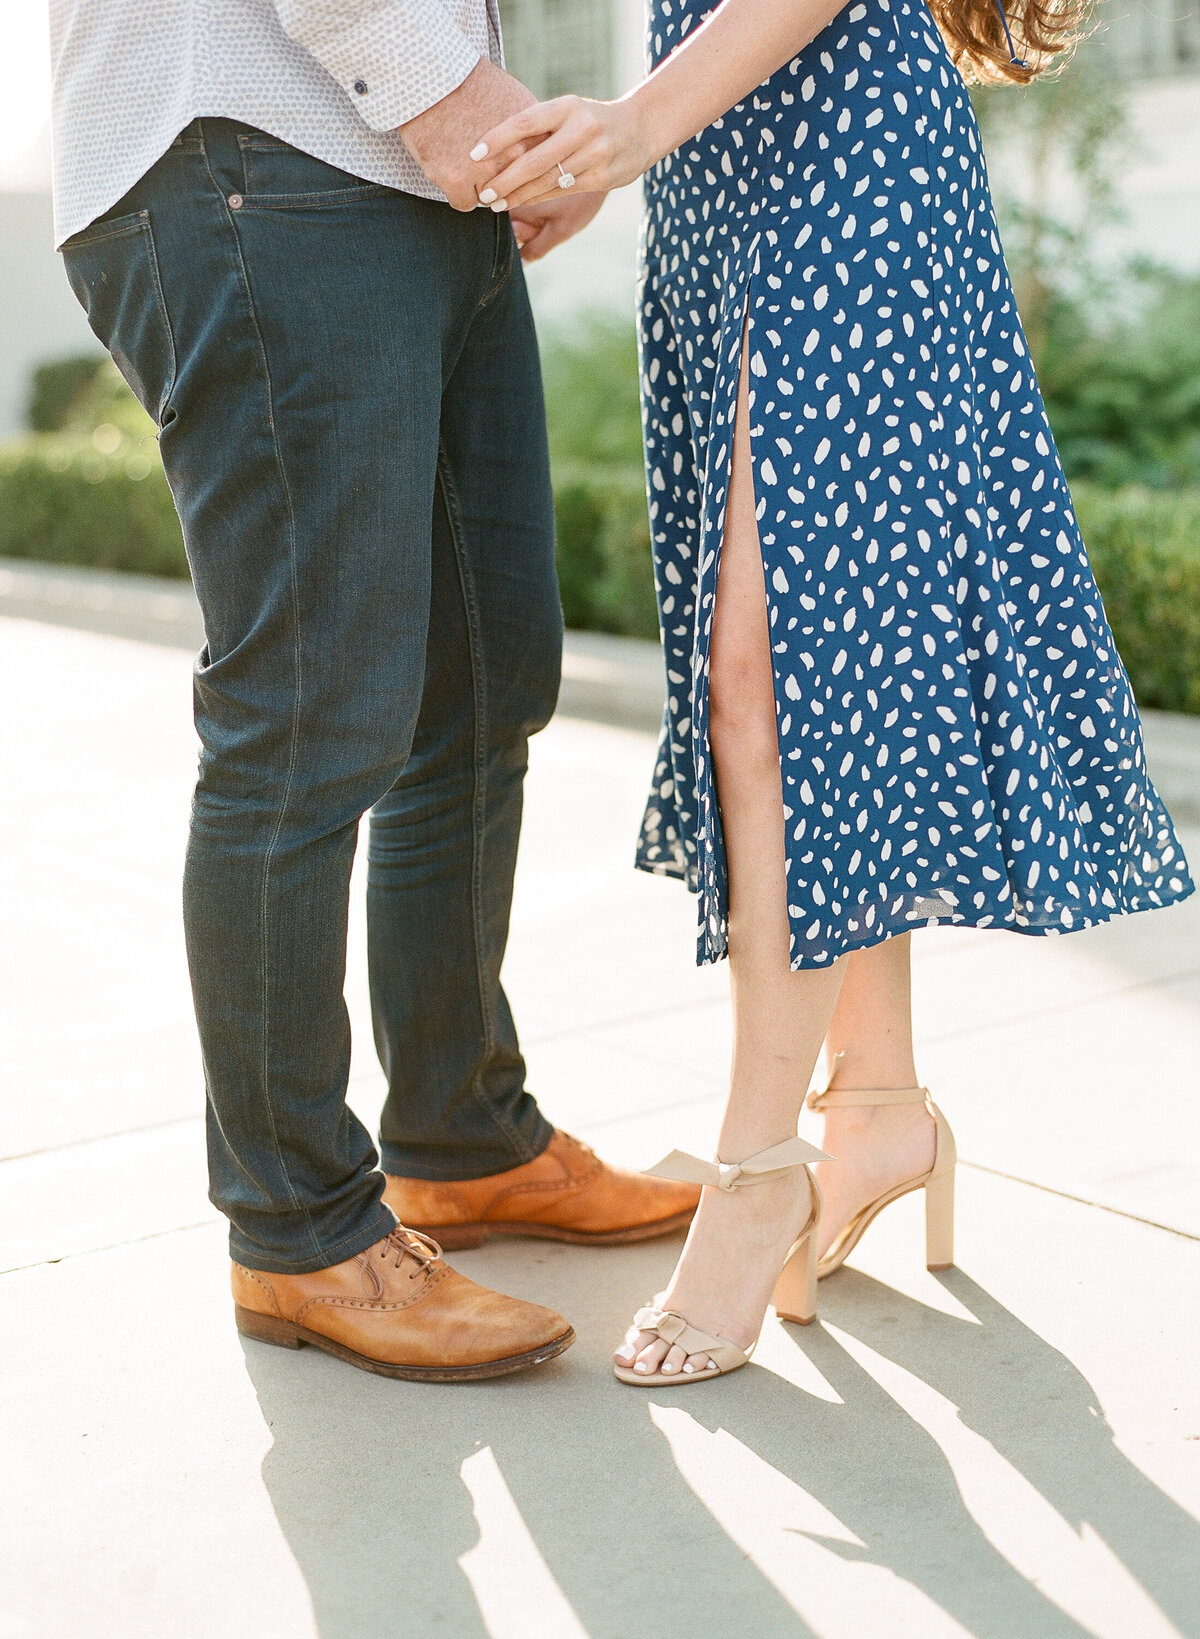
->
[616,342,846,1376]
[811,937,936,1259]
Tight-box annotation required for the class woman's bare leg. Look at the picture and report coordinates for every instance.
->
[811,936,936,1260]
[616,342,846,1377]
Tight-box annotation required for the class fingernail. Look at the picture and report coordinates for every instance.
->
[478,187,497,204]
[490,199,507,212]
[470,142,489,161]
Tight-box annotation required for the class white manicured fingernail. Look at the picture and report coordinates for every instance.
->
[478,187,497,204]
[470,142,489,160]
[490,199,507,212]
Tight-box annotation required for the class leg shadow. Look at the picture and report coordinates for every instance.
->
[240,1237,819,1639]
[820,1266,1200,1635]
[654,1327,1100,1639]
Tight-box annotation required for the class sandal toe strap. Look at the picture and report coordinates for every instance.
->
[632,1306,747,1370]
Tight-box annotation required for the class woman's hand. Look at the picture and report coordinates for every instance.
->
[469,0,846,214]
[509,192,608,262]
[469,96,652,212]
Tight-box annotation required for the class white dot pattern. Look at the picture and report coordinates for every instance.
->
[49,0,500,247]
[635,0,1194,967]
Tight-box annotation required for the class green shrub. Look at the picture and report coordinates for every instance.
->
[541,313,658,639]
[553,464,657,639]
[8,342,1200,714]
[1075,484,1200,714]
[541,312,644,473]
[0,430,187,578]
[27,353,107,433]
[1038,273,1200,490]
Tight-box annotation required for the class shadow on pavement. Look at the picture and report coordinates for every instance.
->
[238,1239,1198,1638]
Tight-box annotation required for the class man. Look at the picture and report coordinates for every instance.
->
[50,0,698,1381]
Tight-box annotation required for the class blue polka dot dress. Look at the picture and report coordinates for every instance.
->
[634,0,1194,967]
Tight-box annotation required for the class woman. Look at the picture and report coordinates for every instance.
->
[469,0,1194,1384]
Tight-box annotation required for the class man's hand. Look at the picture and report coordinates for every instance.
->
[400,58,537,211]
[510,193,607,263]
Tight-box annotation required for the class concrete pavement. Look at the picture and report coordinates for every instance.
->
[2,608,1199,1639]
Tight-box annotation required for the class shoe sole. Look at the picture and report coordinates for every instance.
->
[234,1304,576,1381]
[406,1208,697,1252]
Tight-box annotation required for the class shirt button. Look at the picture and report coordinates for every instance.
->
[228,193,243,209]
[353,78,368,94]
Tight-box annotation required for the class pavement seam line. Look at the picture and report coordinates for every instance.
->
[6,1160,1195,1281]
[520,963,1200,1050]
[0,1218,218,1279]
[959,1159,1200,1243]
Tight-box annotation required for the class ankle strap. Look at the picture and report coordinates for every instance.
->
[806,1085,929,1111]
[646,1134,829,1191]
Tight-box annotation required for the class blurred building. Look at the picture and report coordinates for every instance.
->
[1,0,1198,432]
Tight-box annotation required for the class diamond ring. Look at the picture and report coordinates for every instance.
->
[556,162,576,190]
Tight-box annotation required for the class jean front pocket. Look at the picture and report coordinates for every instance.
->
[61,210,177,428]
[236,134,391,208]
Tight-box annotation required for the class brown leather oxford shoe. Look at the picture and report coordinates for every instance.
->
[233,1226,574,1381]
[382,1130,701,1251]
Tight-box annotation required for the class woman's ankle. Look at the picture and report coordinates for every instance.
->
[820,1101,932,1147]
[822,1050,919,1091]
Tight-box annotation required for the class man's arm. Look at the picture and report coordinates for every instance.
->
[272,0,534,208]
[274,0,479,131]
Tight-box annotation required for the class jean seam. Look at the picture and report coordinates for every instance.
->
[199,125,328,1268]
[477,215,514,312]
[138,216,180,426]
[433,450,539,1165]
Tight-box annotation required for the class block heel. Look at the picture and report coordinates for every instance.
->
[773,1174,822,1325]
[234,1304,307,1349]
[807,1068,958,1280]
[924,1166,955,1271]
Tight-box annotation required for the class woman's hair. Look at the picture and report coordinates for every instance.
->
[929,0,1090,84]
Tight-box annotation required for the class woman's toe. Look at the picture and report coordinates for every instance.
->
[659,1344,688,1375]
[633,1338,670,1374]
[615,1327,655,1366]
[682,1352,715,1374]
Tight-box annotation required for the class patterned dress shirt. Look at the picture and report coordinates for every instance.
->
[49,0,504,246]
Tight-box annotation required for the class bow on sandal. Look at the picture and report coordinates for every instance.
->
[807,1064,957,1278]
[613,1135,828,1387]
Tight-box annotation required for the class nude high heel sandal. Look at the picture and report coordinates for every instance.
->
[806,1075,957,1278]
[613,1136,828,1387]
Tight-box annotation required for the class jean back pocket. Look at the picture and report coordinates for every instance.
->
[61,209,177,428]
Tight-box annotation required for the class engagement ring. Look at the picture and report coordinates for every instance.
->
[556,162,576,190]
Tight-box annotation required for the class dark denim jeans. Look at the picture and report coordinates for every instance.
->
[63,119,562,1273]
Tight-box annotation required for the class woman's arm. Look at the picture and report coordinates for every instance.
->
[469,0,849,210]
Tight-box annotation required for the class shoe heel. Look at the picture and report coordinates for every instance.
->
[235,1304,307,1350]
[773,1221,819,1326]
[925,1167,955,1271]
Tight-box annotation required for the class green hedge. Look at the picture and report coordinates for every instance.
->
[3,355,1200,712]
[1075,484,1200,714]
[0,431,187,578]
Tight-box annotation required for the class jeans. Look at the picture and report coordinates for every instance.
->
[63,119,562,1273]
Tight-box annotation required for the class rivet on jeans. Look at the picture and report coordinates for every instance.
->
[228,193,243,209]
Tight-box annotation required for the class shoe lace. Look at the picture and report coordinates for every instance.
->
[359,1227,443,1298]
